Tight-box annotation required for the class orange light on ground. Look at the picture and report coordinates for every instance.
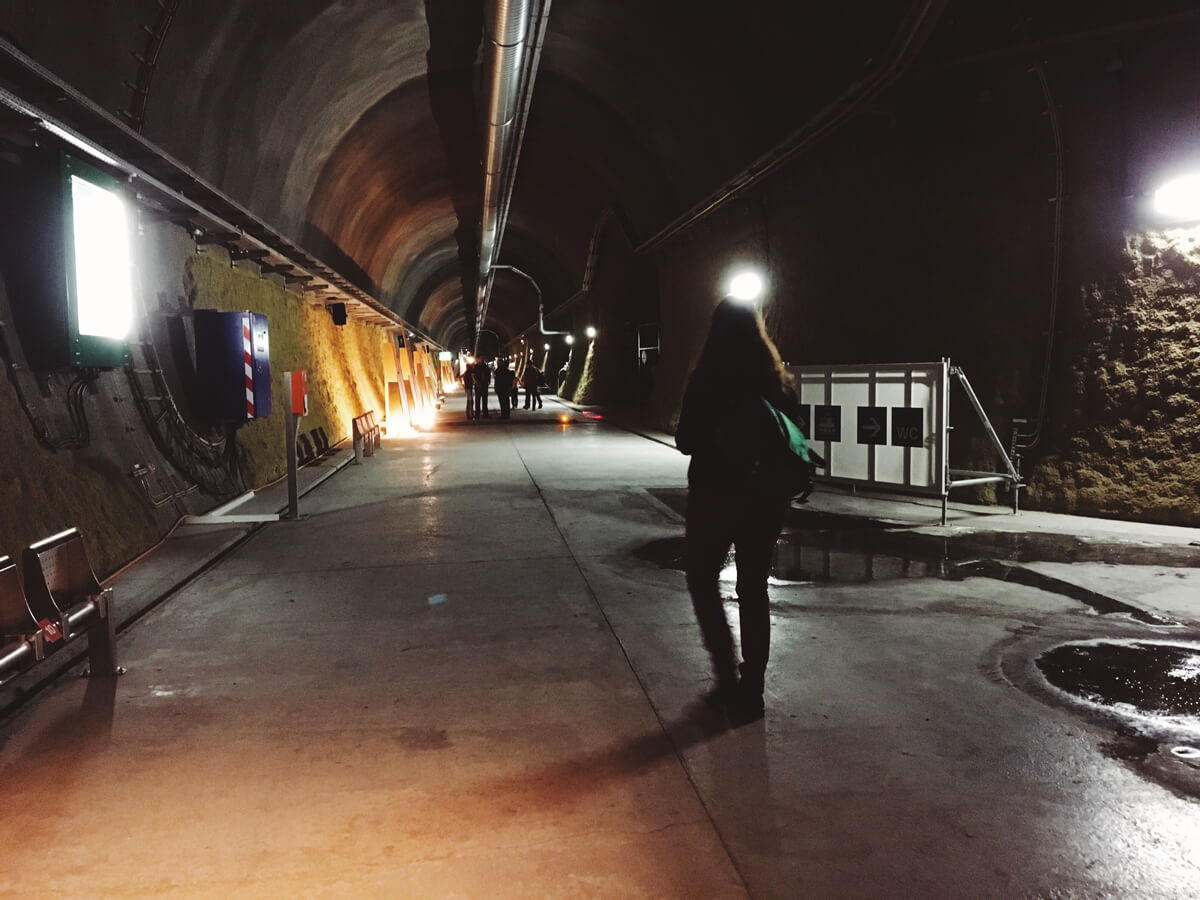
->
[384,420,418,438]
[559,414,570,424]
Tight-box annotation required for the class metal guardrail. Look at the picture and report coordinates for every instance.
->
[352,411,381,463]
[0,529,121,686]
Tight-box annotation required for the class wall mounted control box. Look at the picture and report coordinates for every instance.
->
[194,309,272,422]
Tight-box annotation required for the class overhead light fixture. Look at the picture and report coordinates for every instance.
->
[565,334,575,345]
[585,326,597,339]
[1153,173,1200,221]
[543,343,550,351]
[727,269,765,303]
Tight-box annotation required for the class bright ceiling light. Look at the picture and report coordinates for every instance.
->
[543,343,550,351]
[1153,174,1200,221]
[565,334,575,345]
[728,270,765,303]
[585,326,597,339]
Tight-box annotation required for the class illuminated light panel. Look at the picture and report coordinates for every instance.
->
[71,174,134,340]
[1153,174,1200,221]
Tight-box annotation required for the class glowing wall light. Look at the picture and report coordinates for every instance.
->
[1153,174,1200,222]
[1,152,135,369]
[585,326,597,339]
[70,175,134,341]
[727,269,765,303]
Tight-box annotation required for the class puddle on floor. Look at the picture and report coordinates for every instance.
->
[1037,640,1200,725]
[639,491,1195,624]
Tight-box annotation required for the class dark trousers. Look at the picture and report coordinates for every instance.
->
[524,386,542,409]
[497,388,511,418]
[464,386,474,419]
[685,484,788,693]
[474,386,489,417]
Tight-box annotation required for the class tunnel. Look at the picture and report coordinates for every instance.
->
[1,2,1200,896]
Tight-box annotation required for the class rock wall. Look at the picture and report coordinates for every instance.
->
[1027,231,1200,522]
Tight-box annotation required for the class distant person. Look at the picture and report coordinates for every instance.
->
[638,348,659,405]
[557,361,569,395]
[461,360,475,420]
[674,297,802,723]
[523,364,543,409]
[472,358,492,419]
[494,360,515,419]
[509,368,521,410]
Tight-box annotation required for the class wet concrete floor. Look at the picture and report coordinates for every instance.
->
[3,403,1200,897]
[640,488,1200,802]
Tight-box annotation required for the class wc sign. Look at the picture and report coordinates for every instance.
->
[891,407,924,447]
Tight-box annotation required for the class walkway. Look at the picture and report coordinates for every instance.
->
[1,392,1199,898]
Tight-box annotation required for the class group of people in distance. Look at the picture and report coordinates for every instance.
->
[460,357,545,420]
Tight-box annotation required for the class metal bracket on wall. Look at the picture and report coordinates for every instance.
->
[180,491,279,525]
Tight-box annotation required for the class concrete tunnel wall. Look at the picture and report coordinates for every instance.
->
[0,0,1199,572]
[541,20,1200,526]
[0,212,395,578]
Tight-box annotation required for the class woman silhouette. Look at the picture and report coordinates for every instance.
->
[674,297,800,722]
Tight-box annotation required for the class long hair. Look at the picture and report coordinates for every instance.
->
[691,297,792,397]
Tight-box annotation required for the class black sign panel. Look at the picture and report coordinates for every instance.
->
[793,404,812,437]
[857,406,887,445]
[813,405,841,441]
[891,407,924,447]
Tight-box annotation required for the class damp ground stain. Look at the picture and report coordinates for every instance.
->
[640,491,1195,624]
[1037,641,1200,720]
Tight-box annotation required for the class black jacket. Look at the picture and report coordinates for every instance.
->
[675,368,801,490]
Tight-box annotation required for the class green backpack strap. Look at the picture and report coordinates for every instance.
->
[759,397,813,463]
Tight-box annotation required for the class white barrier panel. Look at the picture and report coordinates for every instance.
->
[787,362,948,497]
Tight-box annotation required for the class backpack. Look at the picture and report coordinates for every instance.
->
[717,396,824,502]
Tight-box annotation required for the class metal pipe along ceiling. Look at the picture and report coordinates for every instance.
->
[474,0,551,353]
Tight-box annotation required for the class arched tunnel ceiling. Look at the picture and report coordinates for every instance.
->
[5,0,1181,348]
[0,0,919,348]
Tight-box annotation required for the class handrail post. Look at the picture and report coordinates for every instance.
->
[85,587,120,677]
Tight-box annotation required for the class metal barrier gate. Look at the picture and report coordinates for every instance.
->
[787,359,1021,524]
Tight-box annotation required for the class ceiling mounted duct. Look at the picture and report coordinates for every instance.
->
[474,0,552,352]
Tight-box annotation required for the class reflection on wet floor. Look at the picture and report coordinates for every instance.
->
[1038,641,1200,720]
[641,490,1195,624]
